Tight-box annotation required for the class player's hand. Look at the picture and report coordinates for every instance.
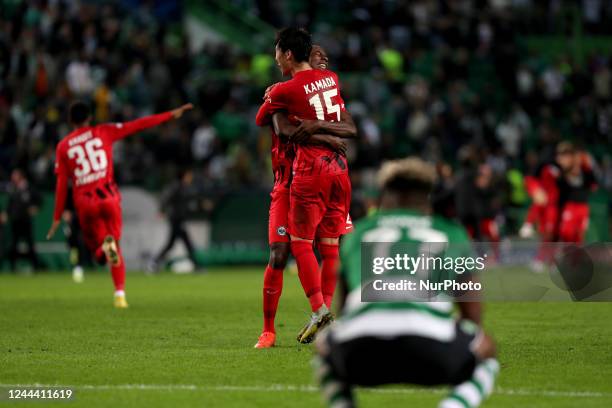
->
[46,220,61,240]
[326,137,347,156]
[0,212,6,224]
[533,189,547,205]
[290,118,319,143]
[263,83,279,100]
[171,103,194,119]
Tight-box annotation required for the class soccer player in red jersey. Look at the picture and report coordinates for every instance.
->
[47,101,193,307]
[255,28,353,344]
[557,145,597,244]
[521,142,592,270]
[254,44,357,348]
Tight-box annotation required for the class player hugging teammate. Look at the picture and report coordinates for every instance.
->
[254,28,356,347]
[521,142,597,271]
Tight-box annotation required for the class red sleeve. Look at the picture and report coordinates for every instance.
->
[255,84,288,126]
[540,165,560,204]
[101,111,173,142]
[53,145,68,221]
[524,175,542,196]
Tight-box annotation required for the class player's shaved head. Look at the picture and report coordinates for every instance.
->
[378,157,437,211]
[69,101,92,126]
[275,27,312,63]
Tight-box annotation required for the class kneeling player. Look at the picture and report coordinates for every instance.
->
[315,158,499,408]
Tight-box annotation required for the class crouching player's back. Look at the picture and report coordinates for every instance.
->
[315,157,499,408]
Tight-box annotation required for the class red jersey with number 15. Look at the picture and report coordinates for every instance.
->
[255,69,348,177]
[53,112,172,221]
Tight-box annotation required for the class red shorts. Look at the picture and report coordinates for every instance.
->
[559,202,589,244]
[268,188,290,244]
[75,193,122,251]
[289,173,352,240]
[527,204,559,239]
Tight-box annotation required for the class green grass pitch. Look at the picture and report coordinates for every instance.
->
[1,268,611,407]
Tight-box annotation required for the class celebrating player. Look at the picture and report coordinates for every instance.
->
[314,157,499,408]
[557,144,597,244]
[255,27,353,344]
[254,44,357,348]
[47,101,193,308]
[520,142,596,271]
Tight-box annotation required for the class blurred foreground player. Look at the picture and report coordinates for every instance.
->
[315,157,499,408]
[256,28,353,344]
[47,101,193,307]
[254,44,357,348]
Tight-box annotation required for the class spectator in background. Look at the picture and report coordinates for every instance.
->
[474,164,502,261]
[1,169,41,271]
[431,161,455,219]
[148,169,200,272]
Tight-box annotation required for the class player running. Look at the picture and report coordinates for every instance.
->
[315,157,499,408]
[47,101,193,308]
[255,28,353,344]
[254,43,357,348]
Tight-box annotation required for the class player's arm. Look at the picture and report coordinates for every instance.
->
[289,110,357,143]
[272,112,347,155]
[256,84,287,127]
[105,104,193,142]
[47,149,69,239]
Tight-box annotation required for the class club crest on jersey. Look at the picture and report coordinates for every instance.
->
[277,226,287,236]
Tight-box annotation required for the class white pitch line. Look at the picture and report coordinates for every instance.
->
[0,383,610,399]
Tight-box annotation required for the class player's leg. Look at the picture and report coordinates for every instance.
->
[24,220,40,270]
[289,176,327,314]
[439,331,499,408]
[533,205,558,271]
[177,224,199,268]
[255,242,289,348]
[151,222,180,271]
[316,173,352,309]
[318,239,340,309]
[480,218,500,262]
[256,191,291,348]
[314,330,354,408]
[101,197,127,308]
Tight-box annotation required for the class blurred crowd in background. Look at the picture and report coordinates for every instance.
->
[1,0,611,228]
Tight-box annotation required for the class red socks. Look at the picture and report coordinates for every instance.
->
[318,243,339,309]
[291,241,324,312]
[110,247,125,292]
[262,265,283,333]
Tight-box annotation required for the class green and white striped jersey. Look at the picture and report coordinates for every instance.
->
[335,209,473,342]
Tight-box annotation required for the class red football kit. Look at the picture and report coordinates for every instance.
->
[557,160,597,244]
[256,68,351,316]
[267,128,294,244]
[53,112,173,291]
[256,69,352,241]
[525,163,562,240]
